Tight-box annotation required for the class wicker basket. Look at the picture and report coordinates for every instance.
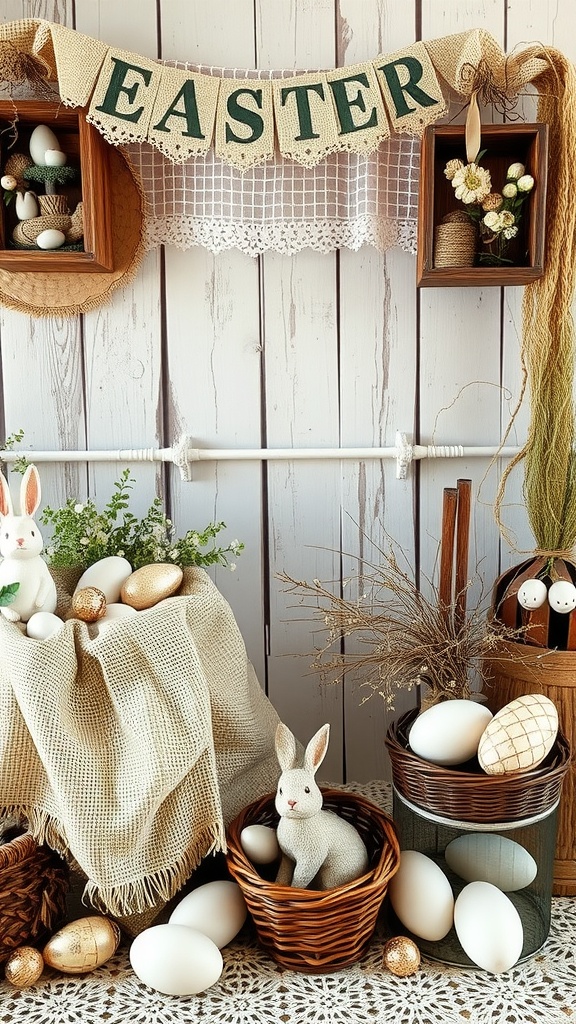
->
[0,830,69,965]
[385,709,570,824]
[225,788,400,973]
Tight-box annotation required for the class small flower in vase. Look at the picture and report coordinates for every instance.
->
[477,163,535,265]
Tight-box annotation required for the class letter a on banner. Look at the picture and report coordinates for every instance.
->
[215,78,274,171]
[149,66,220,160]
[375,42,446,133]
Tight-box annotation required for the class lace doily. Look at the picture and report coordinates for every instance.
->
[1,781,574,1024]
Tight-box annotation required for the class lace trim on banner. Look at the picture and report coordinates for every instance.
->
[142,216,418,257]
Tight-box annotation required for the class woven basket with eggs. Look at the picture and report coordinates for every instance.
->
[385,708,569,825]
[226,788,400,974]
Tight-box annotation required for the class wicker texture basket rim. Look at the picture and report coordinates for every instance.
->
[0,829,69,964]
[385,709,570,825]
[225,787,400,973]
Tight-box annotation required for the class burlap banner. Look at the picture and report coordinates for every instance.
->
[0,19,553,171]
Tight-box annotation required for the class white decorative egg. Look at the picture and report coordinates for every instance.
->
[169,880,247,948]
[548,579,576,614]
[408,700,492,765]
[92,602,139,636]
[74,557,133,604]
[388,850,454,941]
[36,228,66,250]
[240,824,280,865]
[478,693,559,775]
[26,611,64,640]
[445,833,537,891]
[129,923,223,996]
[517,578,547,610]
[29,124,61,166]
[44,149,67,167]
[454,881,523,974]
[15,190,39,221]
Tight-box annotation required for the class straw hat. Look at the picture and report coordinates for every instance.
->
[0,146,145,318]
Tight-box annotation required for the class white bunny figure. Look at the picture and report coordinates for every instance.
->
[274,722,369,889]
[0,464,57,623]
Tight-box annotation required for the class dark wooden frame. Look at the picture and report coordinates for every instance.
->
[417,122,549,288]
[0,101,113,273]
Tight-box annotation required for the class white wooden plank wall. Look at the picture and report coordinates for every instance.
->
[0,0,571,782]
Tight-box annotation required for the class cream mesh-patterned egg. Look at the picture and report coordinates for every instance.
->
[478,693,558,775]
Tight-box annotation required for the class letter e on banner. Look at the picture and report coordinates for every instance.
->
[375,42,446,134]
[89,49,162,145]
[326,62,390,155]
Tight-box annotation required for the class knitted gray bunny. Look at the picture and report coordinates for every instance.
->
[274,722,369,889]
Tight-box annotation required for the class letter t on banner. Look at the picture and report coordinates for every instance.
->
[273,72,339,166]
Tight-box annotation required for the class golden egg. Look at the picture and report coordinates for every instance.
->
[120,563,183,610]
[42,915,121,974]
[382,936,421,977]
[71,587,107,623]
[4,946,44,988]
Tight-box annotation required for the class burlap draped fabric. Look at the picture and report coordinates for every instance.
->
[0,568,281,919]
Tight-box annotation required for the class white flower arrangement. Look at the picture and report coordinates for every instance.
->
[444,157,535,265]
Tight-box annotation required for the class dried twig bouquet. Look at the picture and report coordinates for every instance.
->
[279,483,524,710]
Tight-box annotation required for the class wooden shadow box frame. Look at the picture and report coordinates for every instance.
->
[417,122,549,288]
[0,101,113,273]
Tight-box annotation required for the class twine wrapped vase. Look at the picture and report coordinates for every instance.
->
[433,211,477,268]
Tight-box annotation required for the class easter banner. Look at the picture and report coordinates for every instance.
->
[0,20,554,171]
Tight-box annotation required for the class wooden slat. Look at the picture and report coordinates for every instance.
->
[337,0,419,783]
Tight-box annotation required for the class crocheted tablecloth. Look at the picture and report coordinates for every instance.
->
[1,781,574,1024]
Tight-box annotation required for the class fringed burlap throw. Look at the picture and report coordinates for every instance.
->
[0,568,281,920]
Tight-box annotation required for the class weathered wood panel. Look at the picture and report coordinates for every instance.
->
[0,0,571,783]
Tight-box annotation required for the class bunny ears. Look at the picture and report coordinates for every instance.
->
[275,722,331,774]
[0,464,42,518]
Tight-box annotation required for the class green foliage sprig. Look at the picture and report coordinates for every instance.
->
[0,583,19,607]
[40,469,244,571]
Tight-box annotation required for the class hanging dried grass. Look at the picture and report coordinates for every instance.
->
[495,49,576,552]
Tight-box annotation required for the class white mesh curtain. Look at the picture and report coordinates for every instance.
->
[125,62,420,256]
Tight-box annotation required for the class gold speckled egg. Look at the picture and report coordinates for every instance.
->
[42,915,121,974]
[120,563,183,610]
[4,946,45,988]
[383,936,421,977]
[71,587,107,623]
[478,693,559,775]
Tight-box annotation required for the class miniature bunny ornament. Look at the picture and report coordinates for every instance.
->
[274,722,369,889]
[0,465,57,623]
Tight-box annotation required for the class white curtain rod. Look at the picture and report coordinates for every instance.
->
[0,432,520,480]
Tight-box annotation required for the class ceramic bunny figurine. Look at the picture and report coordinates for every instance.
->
[0,464,57,623]
[274,722,369,889]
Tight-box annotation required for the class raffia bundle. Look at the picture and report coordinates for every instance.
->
[495,49,576,554]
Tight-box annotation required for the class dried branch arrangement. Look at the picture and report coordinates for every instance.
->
[280,481,524,710]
